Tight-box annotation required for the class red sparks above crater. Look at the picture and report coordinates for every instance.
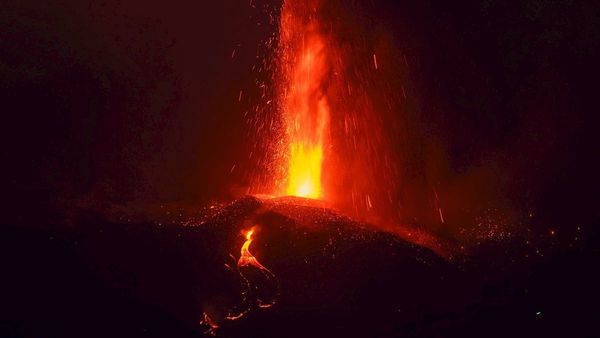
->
[244,0,404,225]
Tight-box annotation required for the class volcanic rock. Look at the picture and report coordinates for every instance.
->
[0,196,470,337]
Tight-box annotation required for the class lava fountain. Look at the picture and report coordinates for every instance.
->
[271,0,402,226]
[278,0,331,200]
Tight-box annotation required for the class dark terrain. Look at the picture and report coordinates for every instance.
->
[1,196,598,337]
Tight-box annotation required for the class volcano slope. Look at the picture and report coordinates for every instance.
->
[2,195,597,337]
[196,196,467,337]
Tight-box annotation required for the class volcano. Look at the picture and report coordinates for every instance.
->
[2,0,599,337]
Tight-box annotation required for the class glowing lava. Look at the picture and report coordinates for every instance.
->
[200,226,278,335]
[237,227,278,308]
[241,0,406,223]
[238,227,268,271]
[279,0,330,200]
[199,312,219,336]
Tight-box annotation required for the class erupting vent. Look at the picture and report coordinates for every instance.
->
[279,0,330,200]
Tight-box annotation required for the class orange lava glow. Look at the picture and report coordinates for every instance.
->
[244,0,403,225]
[238,227,268,271]
[279,0,330,200]
[237,226,278,308]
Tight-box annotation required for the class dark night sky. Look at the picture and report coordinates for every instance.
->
[1,0,599,235]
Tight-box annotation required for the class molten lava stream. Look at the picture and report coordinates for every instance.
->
[236,227,278,310]
[238,227,273,274]
[200,227,278,336]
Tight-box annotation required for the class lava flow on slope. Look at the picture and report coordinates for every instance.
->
[194,196,463,337]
